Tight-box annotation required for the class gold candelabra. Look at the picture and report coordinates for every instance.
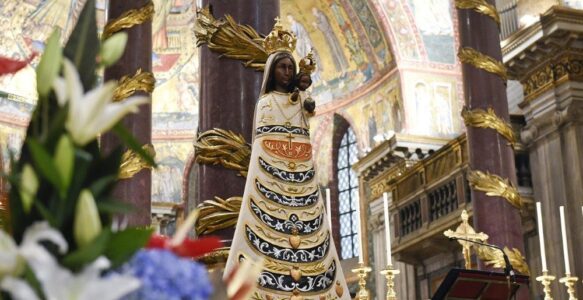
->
[559,274,579,300]
[380,265,400,300]
[536,271,556,300]
[352,263,372,300]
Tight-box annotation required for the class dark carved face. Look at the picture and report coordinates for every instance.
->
[297,74,312,91]
[273,57,295,92]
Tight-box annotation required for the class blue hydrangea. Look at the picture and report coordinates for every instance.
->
[118,249,213,300]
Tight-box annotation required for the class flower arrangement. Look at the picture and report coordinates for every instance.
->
[0,1,231,299]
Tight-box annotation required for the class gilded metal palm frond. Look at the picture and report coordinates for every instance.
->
[195,7,268,71]
[195,196,242,235]
[476,245,530,275]
[467,170,522,209]
[119,144,156,179]
[194,128,251,177]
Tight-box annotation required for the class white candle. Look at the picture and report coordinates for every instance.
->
[325,188,332,227]
[355,195,364,264]
[535,202,548,272]
[383,192,393,266]
[559,206,571,275]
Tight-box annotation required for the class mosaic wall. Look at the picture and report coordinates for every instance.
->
[0,0,200,205]
[282,0,393,104]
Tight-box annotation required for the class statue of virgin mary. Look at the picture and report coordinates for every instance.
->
[223,20,350,300]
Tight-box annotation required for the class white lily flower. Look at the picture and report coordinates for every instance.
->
[0,222,65,280]
[52,59,149,146]
[0,222,140,300]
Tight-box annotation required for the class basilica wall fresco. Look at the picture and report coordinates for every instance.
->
[282,0,393,105]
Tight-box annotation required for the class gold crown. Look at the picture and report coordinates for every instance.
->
[263,17,296,55]
[299,49,317,75]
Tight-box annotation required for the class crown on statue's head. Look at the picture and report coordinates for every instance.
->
[263,17,296,55]
[299,49,317,75]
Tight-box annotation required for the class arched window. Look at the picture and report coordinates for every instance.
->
[337,127,360,259]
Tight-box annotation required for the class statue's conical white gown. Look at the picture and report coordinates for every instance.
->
[224,91,350,300]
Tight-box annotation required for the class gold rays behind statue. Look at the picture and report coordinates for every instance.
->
[195,7,268,70]
[194,8,298,71]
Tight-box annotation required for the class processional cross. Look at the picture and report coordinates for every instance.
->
[443,210,488,269]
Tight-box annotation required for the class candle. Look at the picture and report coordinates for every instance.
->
[355,194,364,264]
[383,192,393,266]
[535,202,548,272]
[325,188,332,226]
[559,206,571,274]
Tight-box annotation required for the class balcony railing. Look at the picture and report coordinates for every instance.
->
[387,135,470,262]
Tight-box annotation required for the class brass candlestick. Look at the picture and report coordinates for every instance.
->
[559,274,579,300]
[536,271,556,300]
[352,263,372,300]
[380,265,400,300]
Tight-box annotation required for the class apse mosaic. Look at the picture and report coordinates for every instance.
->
[282,0,393,105]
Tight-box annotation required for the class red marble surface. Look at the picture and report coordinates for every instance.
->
[457,2,526,293]
[197,0,279,245]
[101,0,153,226]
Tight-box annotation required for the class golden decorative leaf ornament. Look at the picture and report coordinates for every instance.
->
[118,144,156,179]
[103,1,155,40]
[467,170,522,209]
[461,107,517,149]
[112,69,155,102]
[194,7,268,70]
[195,196,242,235]
[458,47,507,81]
[455,0,500,26]
[194,128,251,177]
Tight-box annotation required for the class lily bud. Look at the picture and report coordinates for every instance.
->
[19,164,39,214]
[74,190,102,247]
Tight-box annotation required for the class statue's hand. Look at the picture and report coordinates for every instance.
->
[303,97,316,113]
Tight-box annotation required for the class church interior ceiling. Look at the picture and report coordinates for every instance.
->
[2,0,562,203]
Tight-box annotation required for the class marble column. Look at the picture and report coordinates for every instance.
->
[197,0,279,244]
[457,0,525,257]
[505,7,583,298]
[101,0,152,226]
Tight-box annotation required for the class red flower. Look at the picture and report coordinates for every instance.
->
[0,54,36,76]
[147,234,223,259]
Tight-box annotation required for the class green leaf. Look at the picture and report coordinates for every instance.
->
[62,229,111,270]
[100,32,128,67]
[33,200,57,227]
[26,139,64,198]
[89,175,118,197]
[36,31,62,97]
[105,228,153,268]
[112,124,157,168]
[54,135,74,190]
[64,0,98,92]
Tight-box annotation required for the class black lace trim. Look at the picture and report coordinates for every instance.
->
[245,225,329,263]
[258,260,337,293]
[256,125,309,137]
[259,157,315,184]
[250,199,322,235]
[255,179,318,208]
